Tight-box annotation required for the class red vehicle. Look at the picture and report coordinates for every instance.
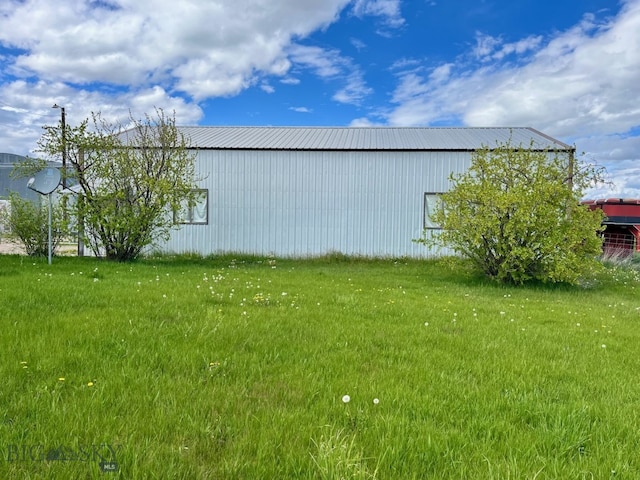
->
[582,198,640,257]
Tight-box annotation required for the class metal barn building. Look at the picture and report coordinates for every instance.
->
[156,126,572,258]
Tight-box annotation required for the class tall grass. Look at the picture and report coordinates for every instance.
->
[1,254,639,478]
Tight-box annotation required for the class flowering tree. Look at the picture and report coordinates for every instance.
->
[37,109,199,261]
[419,141,606,285]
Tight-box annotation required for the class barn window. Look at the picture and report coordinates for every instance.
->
[423,193,444,229]
[175,189,208,224]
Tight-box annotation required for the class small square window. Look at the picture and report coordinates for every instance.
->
[175,189,208,224]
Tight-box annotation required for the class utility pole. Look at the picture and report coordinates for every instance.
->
[52,104,66,188]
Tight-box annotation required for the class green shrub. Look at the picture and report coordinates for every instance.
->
[1,192,68,256]
[418,141,605,285]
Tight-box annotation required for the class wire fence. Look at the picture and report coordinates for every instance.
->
[602,231,638,258]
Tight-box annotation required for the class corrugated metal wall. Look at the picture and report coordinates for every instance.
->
[158,149,470,257]
[1,166,40,202]
[1,154,55,202]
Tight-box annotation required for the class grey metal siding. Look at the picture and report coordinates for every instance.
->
[1,153,48,202]
[157,149,470,257]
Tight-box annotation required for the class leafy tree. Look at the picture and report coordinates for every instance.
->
[0,193,68,257]
[37,109,199,261]
[419,141,606,285]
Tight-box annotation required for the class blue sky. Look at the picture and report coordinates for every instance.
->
[1,0,638,197]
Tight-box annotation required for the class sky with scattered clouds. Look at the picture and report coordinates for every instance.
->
[0,0,638,198]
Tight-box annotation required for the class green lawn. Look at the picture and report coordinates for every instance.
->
[1,254,639,479]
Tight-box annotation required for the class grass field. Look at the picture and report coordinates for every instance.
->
[1,253,639,479]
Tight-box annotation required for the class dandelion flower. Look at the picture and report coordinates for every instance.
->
[342,395,350,404]
[58,377,65,381]
[373,398,380,405]
[87,381,94,387]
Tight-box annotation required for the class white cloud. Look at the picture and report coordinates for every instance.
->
[352,0,404,28]
[289,106,312,113]
[472,33,503,59]
[387,1,640,134]
[384,0,640,196]
[389,57,423,72]
[428,63,453,84]
[288,45,344,78]
[0,0,351,99]
[350,38,367,51]
[288,44,373,105]
[0,80,202,156]
[495,36,544,60]
[0,105,28,114]
[473,33,543,61]
[578,133,640,198]
[332,70,373,105]
[349,116,384,126]
[280,77,301,85]
[260,84,276,94]
[586,161,640,199]
[466,4,640,137]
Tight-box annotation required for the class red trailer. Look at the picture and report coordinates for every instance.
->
[582,198,640,257]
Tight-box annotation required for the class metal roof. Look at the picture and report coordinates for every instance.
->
[172,126,572,151]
